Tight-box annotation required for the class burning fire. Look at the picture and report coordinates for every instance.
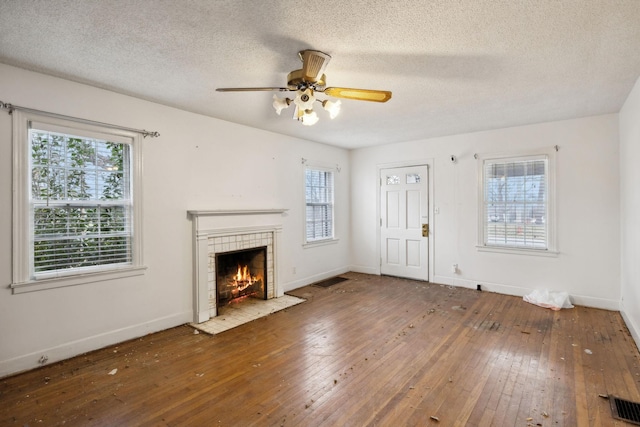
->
[231,264,259,293]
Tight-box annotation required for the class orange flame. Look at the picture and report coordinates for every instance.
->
[232,264,258,292]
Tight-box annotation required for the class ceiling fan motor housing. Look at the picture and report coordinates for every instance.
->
[287,69,327,89]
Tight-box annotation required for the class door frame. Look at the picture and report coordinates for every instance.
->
[376,159,435,282]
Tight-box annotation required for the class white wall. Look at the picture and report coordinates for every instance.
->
[0,64,351,377]
[620,76,640,349]
[351,115,620,309]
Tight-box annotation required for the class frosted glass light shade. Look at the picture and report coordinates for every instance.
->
[322,99,341,119]
[272,95,291,115]
[301,110,319,126]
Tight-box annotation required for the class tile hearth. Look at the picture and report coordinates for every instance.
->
[190,294,305,335]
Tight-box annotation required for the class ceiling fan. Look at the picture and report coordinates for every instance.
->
[216,50,392,126]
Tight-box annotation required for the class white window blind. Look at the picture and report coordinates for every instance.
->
[483,156,548,249]
[305,168,334,242]
[29,127,133,275]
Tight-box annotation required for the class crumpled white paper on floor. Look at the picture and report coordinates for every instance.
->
[523,289,574,311]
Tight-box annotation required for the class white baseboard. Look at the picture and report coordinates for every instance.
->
[432,275,620,310]
[620,302,640,352]
[281,266,351,293]
[0,311,191,379]
[569,295,620,311]
[432,275,480,290]
[348,265,379,275]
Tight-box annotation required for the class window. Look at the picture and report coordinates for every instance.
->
[12,112,144,292]
[479,149,556,253]
[305,167,334,243]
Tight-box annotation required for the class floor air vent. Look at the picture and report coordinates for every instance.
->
[313,276,349,288]
[610,395,640,425]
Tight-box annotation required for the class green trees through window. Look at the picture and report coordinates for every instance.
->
[30,130,132,273]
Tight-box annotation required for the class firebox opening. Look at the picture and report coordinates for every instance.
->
[215,246,267,307]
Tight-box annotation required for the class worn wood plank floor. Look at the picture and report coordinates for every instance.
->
[2,272,639,426]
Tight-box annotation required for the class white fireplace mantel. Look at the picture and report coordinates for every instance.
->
[188,209,288,216]
[189,209,287,324]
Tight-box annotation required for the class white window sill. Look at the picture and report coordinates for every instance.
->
[11,265,147,294]
[477,245,558,257]
[303,238,339,249]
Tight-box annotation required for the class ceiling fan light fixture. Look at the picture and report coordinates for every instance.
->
[272,95,292,115]
[218,50,392,127]
[294,88,316,111]
[322,99,342,119]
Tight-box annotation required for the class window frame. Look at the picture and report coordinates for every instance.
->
[11,111,145,294]
[477,147,557,256]
[303,164,337,246]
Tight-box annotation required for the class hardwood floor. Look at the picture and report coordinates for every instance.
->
[2,272,639,426]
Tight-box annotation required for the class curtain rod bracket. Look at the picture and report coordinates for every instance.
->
[142,131,160,138]
[0,100,14,113]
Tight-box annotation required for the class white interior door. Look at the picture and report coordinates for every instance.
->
[380,165,429,281]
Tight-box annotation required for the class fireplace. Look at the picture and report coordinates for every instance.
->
[189,209,286,323]
[215,246,267,307]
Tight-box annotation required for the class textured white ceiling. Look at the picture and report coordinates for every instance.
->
[1,0,639,149]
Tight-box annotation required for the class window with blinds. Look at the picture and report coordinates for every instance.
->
[305,168,334,242]
[482,155,548,250]
[29,127,133,275]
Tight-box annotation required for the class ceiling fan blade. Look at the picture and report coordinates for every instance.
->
[299,50,331,83]
[216,87,292,92]
[323,87,392,103]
